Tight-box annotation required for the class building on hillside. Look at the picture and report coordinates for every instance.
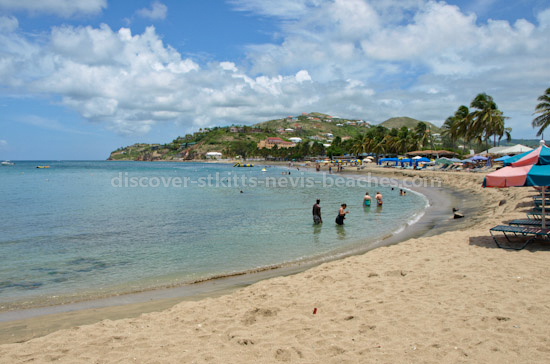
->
[289,137,302,143]
[285,128,294,132]
[257,137,296,150]
[325,133,334,138]
[206,152,223,159]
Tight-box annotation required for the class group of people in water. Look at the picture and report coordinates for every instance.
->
[313,189,406,225]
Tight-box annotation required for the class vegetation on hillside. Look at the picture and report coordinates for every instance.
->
[108,99,520,162]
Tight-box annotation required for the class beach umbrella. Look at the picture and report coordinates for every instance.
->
[494,155,511,162]
[412,156,423,160]
[483,143,550,228]
[471,155,489,161]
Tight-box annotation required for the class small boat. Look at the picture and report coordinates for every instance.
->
[36,165,50,169]
[1,160,15,166]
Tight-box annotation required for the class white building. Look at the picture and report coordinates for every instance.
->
[206,152,222,159]
[289,137,302,143]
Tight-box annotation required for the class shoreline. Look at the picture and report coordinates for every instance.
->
[2,169,549,363]
[0,168,476,343]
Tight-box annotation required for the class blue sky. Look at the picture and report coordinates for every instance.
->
[0,0,549,160]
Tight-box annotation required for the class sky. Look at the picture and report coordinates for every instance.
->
[0,0,549,160]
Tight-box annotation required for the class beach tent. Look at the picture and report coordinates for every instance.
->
[377,157,399,166]
[500,144,533,155]
[414,157,431,167]
[400,158,413,167]
[484,143,550,228]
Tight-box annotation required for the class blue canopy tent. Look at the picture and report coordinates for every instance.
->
[414,157,431,167]
[400,158,413,167]
[377,157,399,166]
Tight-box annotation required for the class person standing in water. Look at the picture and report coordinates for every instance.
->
[312,199,322,224]
[335,203,349,225]
[375,191,383,206]
[363,192,372,207]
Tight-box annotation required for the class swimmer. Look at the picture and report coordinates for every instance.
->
[375,192,383,206]
[335,203,349,225]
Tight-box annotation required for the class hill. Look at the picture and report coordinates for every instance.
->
[379,117,442,133]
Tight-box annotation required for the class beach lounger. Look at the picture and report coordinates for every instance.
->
[489,225,550,250]
[526,208,550,220]
[508,219,543,227]
[533,198,550,207]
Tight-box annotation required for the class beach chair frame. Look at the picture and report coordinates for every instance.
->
[489,225,550,250]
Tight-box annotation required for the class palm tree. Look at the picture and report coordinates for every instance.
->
[451,105,471,153]
[469,93,509,148]
[414,122,430,149]
[532,87,550,137]
[351,134,370,156]
[441,116,458,149]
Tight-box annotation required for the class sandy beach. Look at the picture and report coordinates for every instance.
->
[1,168,549,363]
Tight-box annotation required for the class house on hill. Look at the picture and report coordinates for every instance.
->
[257,137,296,150]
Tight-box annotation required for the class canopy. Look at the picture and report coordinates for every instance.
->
[378,157,399,165]
[470,155,488,161]
[484,144,550,228]
[494,155,511,162]
[435,157,452,165]
[415,157,431,163]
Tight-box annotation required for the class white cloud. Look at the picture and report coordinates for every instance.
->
[0,1,549,138]
[0,15,17,33]
[295,70,311,83]
[136,1,168,21]
[0,0,106,17]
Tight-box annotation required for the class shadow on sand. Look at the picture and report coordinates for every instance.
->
[469,234,550,252]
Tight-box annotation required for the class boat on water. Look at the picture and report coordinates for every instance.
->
[1,160,15,166]
[36,165,50,169]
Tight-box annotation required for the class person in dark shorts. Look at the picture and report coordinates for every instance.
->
[312,199,322,224]
[335,203,349,225]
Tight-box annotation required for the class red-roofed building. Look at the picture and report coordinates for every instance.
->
[257,137,296,149]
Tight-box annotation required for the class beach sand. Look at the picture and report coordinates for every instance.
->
[1,169,550,363]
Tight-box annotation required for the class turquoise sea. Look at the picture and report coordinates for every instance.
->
[0,161,427,310]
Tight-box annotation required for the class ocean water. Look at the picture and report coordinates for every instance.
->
[0,161,427,310]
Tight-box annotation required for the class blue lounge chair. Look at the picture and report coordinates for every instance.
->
[508,219,543,227]
[489,225,550,250]
[526,208,550,220]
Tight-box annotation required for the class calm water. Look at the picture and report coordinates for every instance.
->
[0,161,427,309]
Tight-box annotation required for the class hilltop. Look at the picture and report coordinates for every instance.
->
[380,117,442,133]
[107,113,448,161]
[108,112,371,161]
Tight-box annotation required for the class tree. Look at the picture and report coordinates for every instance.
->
[469,93,507,147]
[532,87,550,137]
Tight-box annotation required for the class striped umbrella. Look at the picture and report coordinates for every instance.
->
[483,143,550,228]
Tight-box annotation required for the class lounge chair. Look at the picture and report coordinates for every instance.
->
[489,225,550,250]
[533,198,550,207]
[508,219,543,227]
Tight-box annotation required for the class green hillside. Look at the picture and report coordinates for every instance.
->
[380,117,442,133]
